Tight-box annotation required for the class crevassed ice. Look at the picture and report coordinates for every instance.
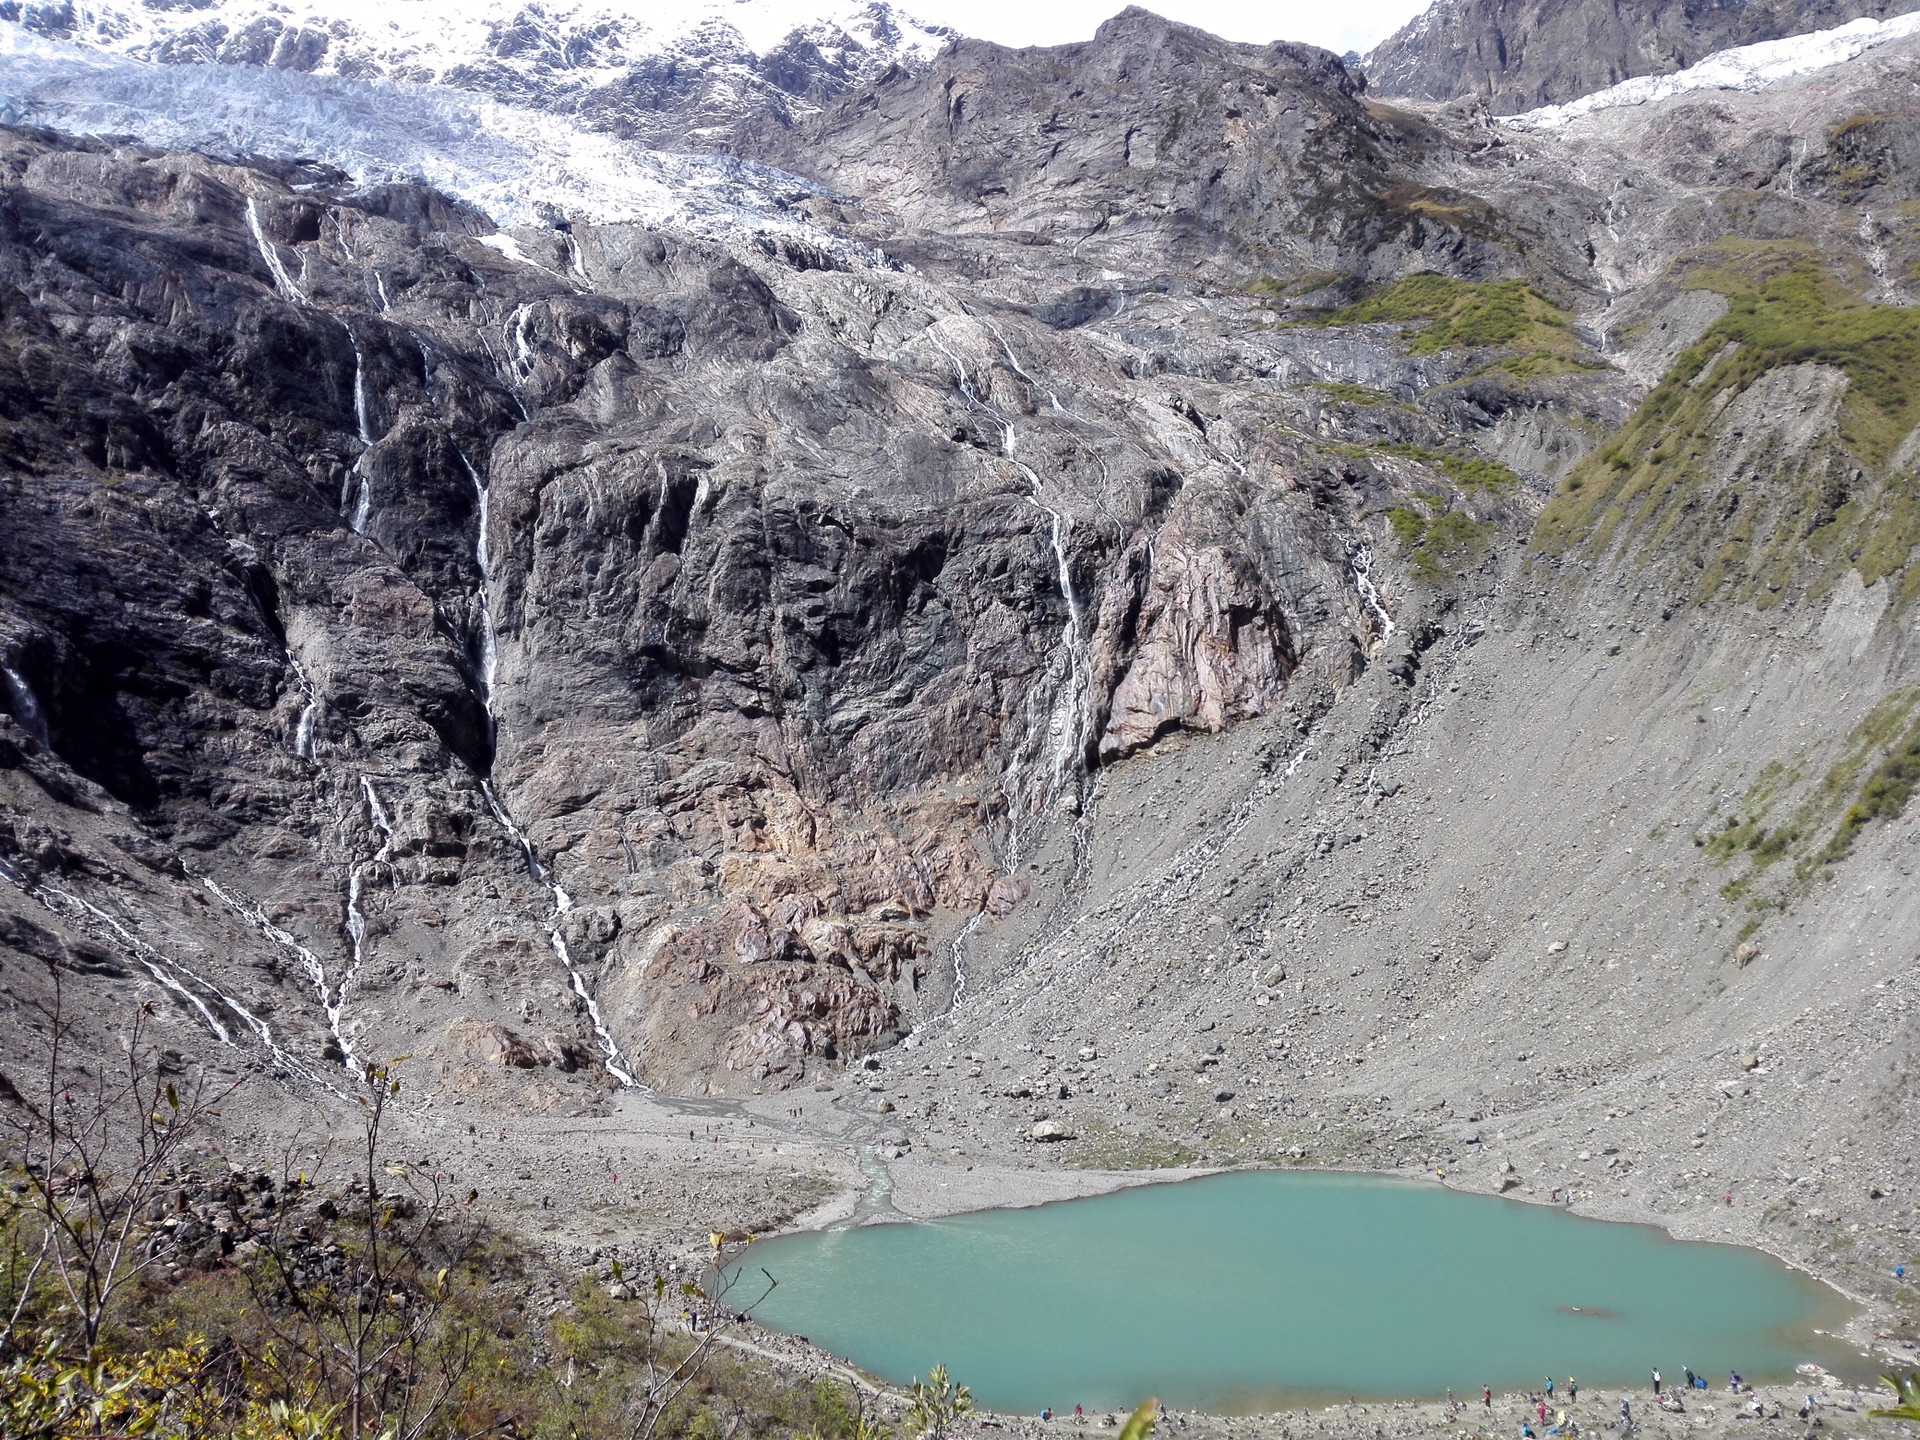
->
[3,0,950,79]
[1505,10,1920,130]
[0,22,894,261]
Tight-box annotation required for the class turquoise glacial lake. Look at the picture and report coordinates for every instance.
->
[740,1171,1853,1413]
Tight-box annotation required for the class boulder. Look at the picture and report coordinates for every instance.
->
[1030,1120,1076,1143]
[985,874,1032,917]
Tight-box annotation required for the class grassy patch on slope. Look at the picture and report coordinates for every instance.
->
[1534,242,1920,606]
[1700,687,1920,910]
[1309,274,1577,356]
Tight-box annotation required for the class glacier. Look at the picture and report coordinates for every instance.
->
[1505,9,1920,129]
[0,0,951,74]
[0,22,895,261]
[0,0,952,148]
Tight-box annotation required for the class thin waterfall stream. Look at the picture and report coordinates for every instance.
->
[454,434,638,1088]
[336,775,397,1054]
[244,197,305,303]
[924,323,1090,860]
[480,782,640,1088]
[201,876,359,1077]
[2,860,335,1089]
[1348,539,1397,640]
[1,660,51,748]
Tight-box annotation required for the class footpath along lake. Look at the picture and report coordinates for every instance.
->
[738,1170,1855,1413]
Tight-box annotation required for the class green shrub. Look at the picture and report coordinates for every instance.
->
[1311,274,1573,355]
[1534,246,1920,601]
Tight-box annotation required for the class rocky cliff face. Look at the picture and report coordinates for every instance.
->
[741,8,1580,292]
[1367,0,1915,109]
[0,6,1571,1101]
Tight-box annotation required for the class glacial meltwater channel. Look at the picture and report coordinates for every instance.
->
[739,1171,1854,1413]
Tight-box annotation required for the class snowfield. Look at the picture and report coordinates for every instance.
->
[0,22,895,262]
[1505,8,1920,129]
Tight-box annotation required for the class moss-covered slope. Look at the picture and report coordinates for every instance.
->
[1534,242,1920,608]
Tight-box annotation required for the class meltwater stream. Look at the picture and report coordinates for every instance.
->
[737,1170,1853,1414]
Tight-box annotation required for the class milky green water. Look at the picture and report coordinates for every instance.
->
[738,1171,1853,1413]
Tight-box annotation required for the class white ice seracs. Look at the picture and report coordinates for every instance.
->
[1505,10,1920,130]
[6,0,949,89]
[0,22,897,262]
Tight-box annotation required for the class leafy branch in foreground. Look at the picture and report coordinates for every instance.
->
[1,956,239,1357]
[1873,1371,1920,1420]
[905,1363,973,1440]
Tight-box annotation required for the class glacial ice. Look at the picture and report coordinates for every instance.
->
[1506,10,1920,129]
[5,0,949,86]
[0,21,896,260]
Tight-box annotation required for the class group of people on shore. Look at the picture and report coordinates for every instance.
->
[1035,1365,1785,1435]
[1436,1365,1766,1436]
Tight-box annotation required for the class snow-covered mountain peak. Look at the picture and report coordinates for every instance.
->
[0,0,954,147]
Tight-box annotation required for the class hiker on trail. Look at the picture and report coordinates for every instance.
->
[1485,1387,1493,1410]
[1651,1370,1660,1396]
[1538,1399,1548,1425]
[1728,1371,1743,1393]
[1547,1377,1555,1399]
[1075,1407,1083,1421]
[1682,1368,1696,1391]
[1569,1378,1578,1402]
[1618,1397,1631,1431]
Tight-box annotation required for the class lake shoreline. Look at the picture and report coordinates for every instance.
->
[748,1163,1871,1422]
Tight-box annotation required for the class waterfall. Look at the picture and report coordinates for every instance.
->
[245,197,305,304]
[563,231,591,287]
[344,323,379,534]
[1,660,51,748]
[201,877,358,1079]
[455,446,498,717]
[925,329,981,407]
[340,776,397,1034]
[480,781,639,1088]
[1347,540,1397,640]
[4,866,331,1087]
[449,443,631,1083]
[925,321,1090,846]
[284,652,321,761]
[1019,464,1090,798]
[504,306,539,387]
[348,328,376,445]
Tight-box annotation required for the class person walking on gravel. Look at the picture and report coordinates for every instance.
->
[1651,1370,1661,1397]
[1485,1387,1493,1410]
